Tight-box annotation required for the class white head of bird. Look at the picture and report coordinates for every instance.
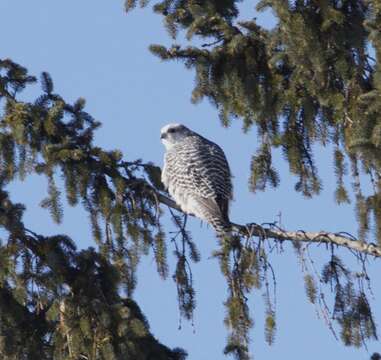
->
[160,123,193,150]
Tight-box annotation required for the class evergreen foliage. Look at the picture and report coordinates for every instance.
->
[126,0,381,243]
[1,1,381,358]
[124,1,381,358]
[0,59,187,359]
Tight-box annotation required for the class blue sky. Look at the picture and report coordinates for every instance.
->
[1,1,379,359]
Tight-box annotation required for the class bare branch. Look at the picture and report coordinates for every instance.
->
[155,191,381,258]
[231,223,381,258]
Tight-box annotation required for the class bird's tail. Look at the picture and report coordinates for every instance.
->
[197,197,231,237]
[209,216,232,238]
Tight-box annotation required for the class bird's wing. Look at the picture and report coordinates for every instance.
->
[189,138,232,200]
[162,136,232,201]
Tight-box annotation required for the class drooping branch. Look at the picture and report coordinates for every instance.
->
[155,191,381,258]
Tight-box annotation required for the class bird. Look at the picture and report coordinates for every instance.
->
[160,123,232,236]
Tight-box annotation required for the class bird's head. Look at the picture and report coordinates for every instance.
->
[160,123,192,149]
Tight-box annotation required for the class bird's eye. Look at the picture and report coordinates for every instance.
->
[168,128,176,133]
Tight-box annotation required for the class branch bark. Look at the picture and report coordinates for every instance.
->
[156,191,381,258]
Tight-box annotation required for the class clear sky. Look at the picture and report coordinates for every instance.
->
[1,1,379,359]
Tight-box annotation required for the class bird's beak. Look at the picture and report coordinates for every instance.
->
[160,133,166,139]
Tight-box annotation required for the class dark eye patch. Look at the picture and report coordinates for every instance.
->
[168,128,176,133]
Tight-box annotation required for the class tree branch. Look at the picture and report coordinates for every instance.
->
[231,223,381,258]
[156,191,381,258]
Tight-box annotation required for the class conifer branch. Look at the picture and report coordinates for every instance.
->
[231,223,381,258]
[155,192,381,258]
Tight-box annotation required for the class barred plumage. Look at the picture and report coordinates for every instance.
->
[160,123,232,236]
